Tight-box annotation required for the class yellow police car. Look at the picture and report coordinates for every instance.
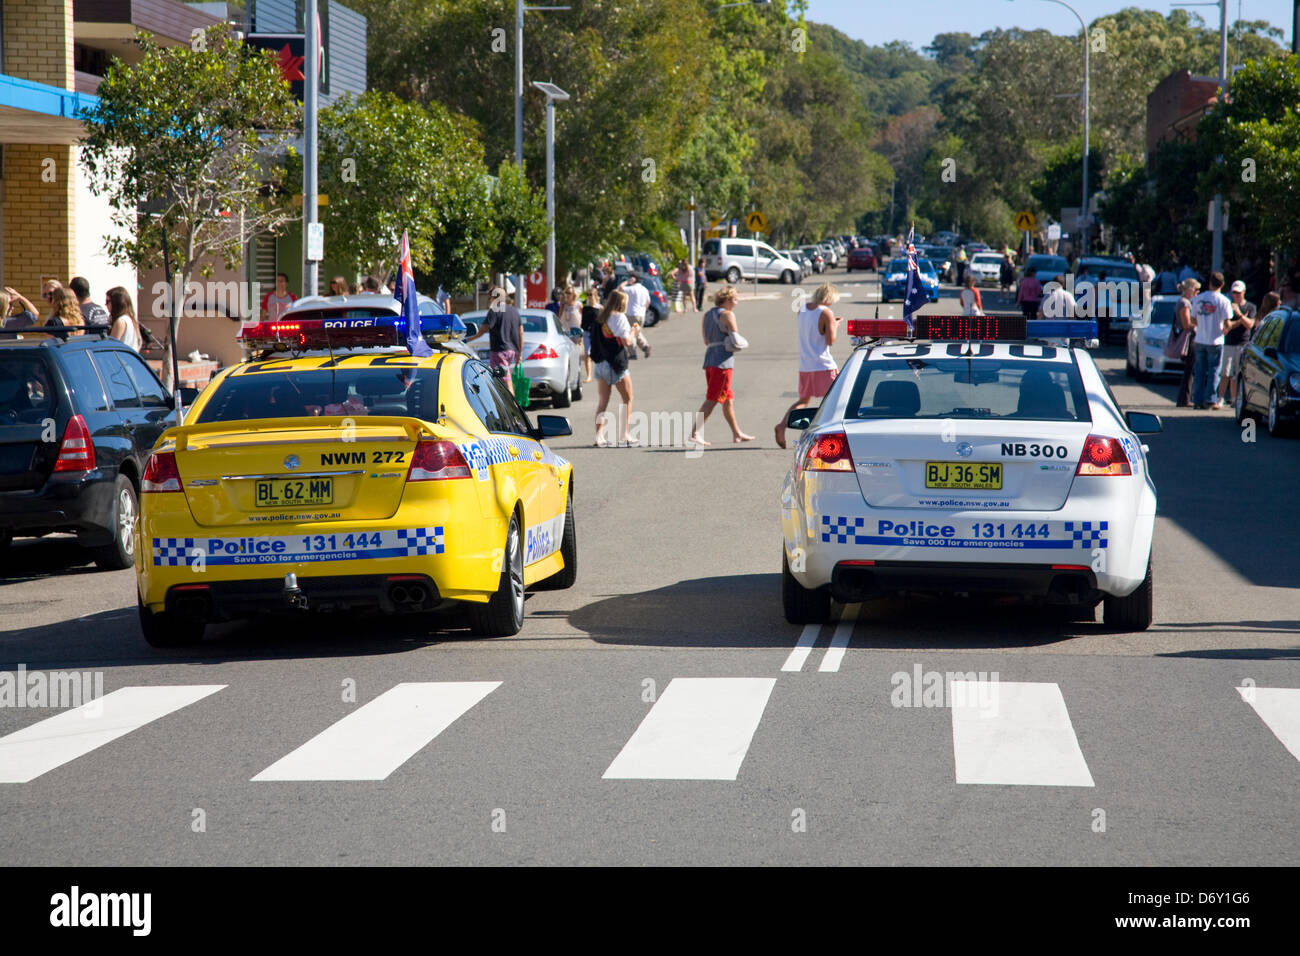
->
[133,297,575,646]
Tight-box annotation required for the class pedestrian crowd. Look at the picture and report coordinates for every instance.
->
[3,276,143,350]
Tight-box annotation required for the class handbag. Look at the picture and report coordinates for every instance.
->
[512,361,531,407]
[724,330,749,352]
[1163,326,1193,360]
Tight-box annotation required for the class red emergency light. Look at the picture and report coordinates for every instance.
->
[846,319,909,338]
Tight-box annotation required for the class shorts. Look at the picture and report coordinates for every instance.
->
[489,349,517,369]
[582,331,591,355]
[798,368,837,400]
[594,361,627,385]
[1220,343,1244,378]
[705,366,734,402]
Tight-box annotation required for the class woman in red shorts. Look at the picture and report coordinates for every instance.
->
[688,285,755,445]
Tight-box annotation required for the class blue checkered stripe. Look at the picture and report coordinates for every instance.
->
[1064,520,1108,548]
[821,515,869,544]
[396,527,445,555]
[153,537,199,566]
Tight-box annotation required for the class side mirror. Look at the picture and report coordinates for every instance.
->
[786,407,816,430]
[463,321,478,337]
[534,414,572,438]
[1125,410,1163,434]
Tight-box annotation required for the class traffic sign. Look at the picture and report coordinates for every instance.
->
[746,211,767,233]
[1014,210,1036,231]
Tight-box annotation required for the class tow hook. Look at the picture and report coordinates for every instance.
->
[283,572,308,610]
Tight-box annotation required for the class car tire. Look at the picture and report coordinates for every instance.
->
[469,513,525,637]
[551,380,572,408]
[781,270,795,284]
[726,267,742,284]
[1124,354,1136,378]
[138,592,205,647]
[643,308,659,329]
[1234,377,1252,424]
[1266,386,1293,437]
[1102,559,1153,632]
[534,492,577,591]
[782,548,830,625]
[92,474,138,571]
[572,377,583,401]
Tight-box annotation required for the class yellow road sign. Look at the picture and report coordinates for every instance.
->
[745,211,767,233]
[1014,210,1036,231]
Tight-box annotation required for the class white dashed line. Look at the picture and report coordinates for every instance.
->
[818,604,860,672]
[781,624,822,672]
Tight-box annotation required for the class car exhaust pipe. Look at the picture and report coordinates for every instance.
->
[407,584,427,604]
[283,572,308,610]
[390,585,409,604]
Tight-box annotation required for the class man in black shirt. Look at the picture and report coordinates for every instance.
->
[467,286,523,395]
[1219,279,1257,405]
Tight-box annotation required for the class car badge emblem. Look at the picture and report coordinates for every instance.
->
[956,442,973,458]
[284,455,300,469]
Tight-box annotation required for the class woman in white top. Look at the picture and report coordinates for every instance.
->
[774,283,840,449]
[591,290,636,447]
[106,287,142,351]
[960,273,983,315]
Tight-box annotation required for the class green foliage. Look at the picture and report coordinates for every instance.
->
[488,160,550,280]
[80,24,300,278]
[314,91,500,290]
[1029,140,1105,217]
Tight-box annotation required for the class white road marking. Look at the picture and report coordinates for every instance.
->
[951,681,1095,787]
[818,604,860,672]
[253,681,500,781]
[781,624,822,672]
[1237,686,1300,763]
[603,677,776,780]
[0,685,226,784]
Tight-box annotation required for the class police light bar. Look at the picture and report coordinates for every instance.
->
[238,313,467,352]
[846,319,909,338]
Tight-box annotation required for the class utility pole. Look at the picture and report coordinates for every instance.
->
[1211,0,1228,276]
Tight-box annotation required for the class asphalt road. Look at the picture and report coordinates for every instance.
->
[2,271,1297,865]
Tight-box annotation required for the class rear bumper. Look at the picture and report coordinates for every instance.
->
[163,573,442,622]
[831,560,1098,605]
[0,470,117,542]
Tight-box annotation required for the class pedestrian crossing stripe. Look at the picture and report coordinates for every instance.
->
[4,679,1300,787]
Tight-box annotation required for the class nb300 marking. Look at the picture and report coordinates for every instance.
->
[1001,442,1069,458]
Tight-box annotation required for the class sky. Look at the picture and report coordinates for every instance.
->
[804,0,1297,52]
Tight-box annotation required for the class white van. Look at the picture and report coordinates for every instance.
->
[703,238,803,284]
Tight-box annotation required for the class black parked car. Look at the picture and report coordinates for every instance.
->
[1235,308,1300,437]
[1,328,197,569]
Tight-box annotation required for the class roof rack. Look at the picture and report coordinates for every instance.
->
[0,324,113,340]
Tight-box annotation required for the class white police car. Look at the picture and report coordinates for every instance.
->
[780,316,1162,631]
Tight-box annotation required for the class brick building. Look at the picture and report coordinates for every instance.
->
[1146,70,1221,164]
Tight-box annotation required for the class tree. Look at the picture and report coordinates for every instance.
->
[487,160,549,280]
[1030,139,1104,219]
[312,91,498,289]
[80,24,300,384]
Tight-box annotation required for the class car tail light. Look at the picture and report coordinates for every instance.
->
[803,431,854,472]
[52,414,96,472]
[652,291,665,303]
[407,440,472,481]
[141,451,183,492]
[1076,436,1131,476]
[525,344,558,361]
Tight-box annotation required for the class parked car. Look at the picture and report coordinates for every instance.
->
[620,251,662,278]
[781,249,815,277]
[845,244,878,272]
[918,244,954,283]
[1125,295,1185,380]
[702,237,803,284]
[1074,257,1142,343]
[799,246,827,274]
[880,257,940,303]
[611,265,669,326]
[462,308,583,407]
[1235,307,1300,437]
[1021,254,1070,282]
[1,327,196,569]
[968,252,1004,286]
[817,242,839,269]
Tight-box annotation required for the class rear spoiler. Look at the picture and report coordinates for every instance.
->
[158,415,440,452]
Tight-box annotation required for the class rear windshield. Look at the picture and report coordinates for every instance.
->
[973,254,1002,265]
[887,259,935,276]
[0,355,57,424]
[847,356,1091,422]
[522,314,552,333]
[195,365,441,424]
[1146,301,1179,325]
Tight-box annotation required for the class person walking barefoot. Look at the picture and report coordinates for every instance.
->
[689,286,755,445]
[590,290,636,447]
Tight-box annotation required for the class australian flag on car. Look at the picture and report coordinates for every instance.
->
[901,225,929,331]
[396,230,432,357]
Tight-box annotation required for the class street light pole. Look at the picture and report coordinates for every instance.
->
[304,0,319,298]
[1174,0,1229,274]
[531,81,570,299]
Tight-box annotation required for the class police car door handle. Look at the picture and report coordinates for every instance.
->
[508,445,520,458]
[533,450,543,460]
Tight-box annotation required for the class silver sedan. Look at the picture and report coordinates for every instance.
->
[462,308,583,407]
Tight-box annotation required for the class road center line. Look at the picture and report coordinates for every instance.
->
[781,624,822,672]
[1237,686,1300,763]
[951,681,1095,787]
[818,604,860,672]
[603,677,776,780]
[0,685,227,784]
[253,681,501,782]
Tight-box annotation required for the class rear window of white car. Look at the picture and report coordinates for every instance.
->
[846,357,1091,422]
[973,254,1002,265]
